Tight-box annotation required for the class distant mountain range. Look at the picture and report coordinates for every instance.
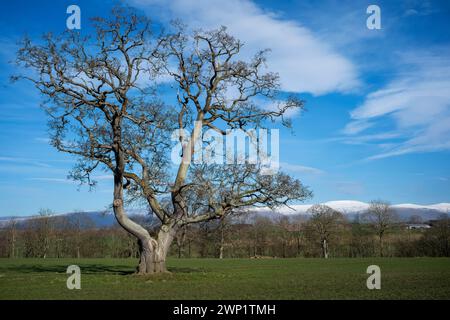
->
[0,209,149,229]
[1,201,449,229]
[251,200,450,221]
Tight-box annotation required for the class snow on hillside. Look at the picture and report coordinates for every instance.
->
[250,201,450,221]
[254,200,370,215]
[1,202,449,228]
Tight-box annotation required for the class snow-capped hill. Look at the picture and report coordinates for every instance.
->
[1,202,449,228]
[428,203,450,212]
[393,203,426,209]
[393,203,450,212]
[248,200,450,222]
[322,200,369,213]
[272,200,370,215]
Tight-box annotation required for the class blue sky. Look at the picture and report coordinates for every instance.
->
[1,0,450,216]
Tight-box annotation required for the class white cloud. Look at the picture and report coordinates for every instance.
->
[403,1,437,17]
[0,156,51,168]
[345,49,450,159]
[28,177,74,184]
[333,132,403,146]
[27,174,113,184]
[93,174,114,181]
[342,120,374,135]
[279,162,324,175]
[128,0,359,95]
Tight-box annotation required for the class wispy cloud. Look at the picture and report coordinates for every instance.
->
[0,156,52,168]
[344,48,450,160]
[128,0,359,95]
[280,162,324,175]
[27,177,74,184]
[27,174,113,184]
[334,132,403,146]
[34,137,50,144]
[93,174,114,181]
[403,0,437,17]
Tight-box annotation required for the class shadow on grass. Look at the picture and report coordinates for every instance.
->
[0,264,205,275]
[0,264,135,275]
[168,267,205,274]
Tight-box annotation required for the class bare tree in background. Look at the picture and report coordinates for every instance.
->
[7,218,18,258]
[175,225,188,258]
[14,6,311,274]
[276,215,291,258]
[39,209,54,259]
[217,216,229,259]
[292,215,306,256]
[364,200,397,257]
[423,213,450,257]
[68,212,95,258]
[306,205,344,259]
[24,209,54,258]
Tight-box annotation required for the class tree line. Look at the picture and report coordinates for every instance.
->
[1,201,449,259]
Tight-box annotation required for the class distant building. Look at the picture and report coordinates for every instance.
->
[406,224,431,230]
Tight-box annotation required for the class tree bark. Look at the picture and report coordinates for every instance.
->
[379,234,384,257]
[111,115,174,275]
[219,223,225,259]
[10,221,16,258]
[136,224,177,274]
[322,239,329,259]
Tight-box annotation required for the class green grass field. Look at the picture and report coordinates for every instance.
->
[0,258,449,299]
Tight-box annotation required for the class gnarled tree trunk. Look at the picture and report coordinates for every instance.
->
[137,224,177,274]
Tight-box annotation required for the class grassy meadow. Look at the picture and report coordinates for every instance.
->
[0,257,449,299]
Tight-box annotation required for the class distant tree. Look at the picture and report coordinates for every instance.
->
[7,218,18,258]
[217,216,228,259]
[348,220,375,257]
[423,214,450,256]
[23,209,54,258]
[174,224,187,258]
[363,200,398,257]
[252,216,274,257]
[275,215,291,258]
[68,212,95,258]
[306,205,344,259]
[291,215,307,256]
[38,208,54,259]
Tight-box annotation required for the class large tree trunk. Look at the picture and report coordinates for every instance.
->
[111,116,179,274]
[113,197,177,274]
[137,224,177,274]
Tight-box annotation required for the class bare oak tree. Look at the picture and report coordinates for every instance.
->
[364,200,397,257]
[14,7,311,274]
[306,205,344,259]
